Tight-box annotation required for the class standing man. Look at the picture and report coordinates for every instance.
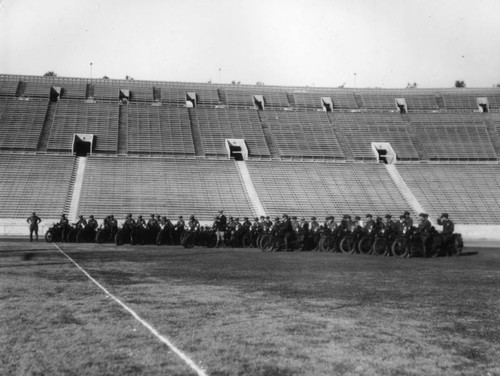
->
[27,212,41,242]
[214,210,227,247]
[437,213,454,248]
[417,213,432,257]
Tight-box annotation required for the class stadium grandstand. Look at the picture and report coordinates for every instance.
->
[1,73,499,240]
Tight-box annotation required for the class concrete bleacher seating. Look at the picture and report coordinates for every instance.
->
[409,113,497,160]
[47,100,119,154]
[397,163,500,224]
[259,110,345,159]
[292,89,358,110]
[190,108,270,158]
[78,156,253,220]
[125,104,195,156]
[154,84,221,107]
[0,77,20,97]
[1,73,500,232]
[224,86,290,108]
[0,154,75,218]
[246,160,415,219]
[358,90,439,111]
[0,98,47,152]
[439,89,500,112]
[331,113,419,160]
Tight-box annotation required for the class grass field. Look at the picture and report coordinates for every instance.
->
[1,240,499,376]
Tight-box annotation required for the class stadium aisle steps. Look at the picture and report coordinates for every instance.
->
[117,104,128,155]
[234,160,266,217]
[188,108,206,157]
[36,101,56,152]
[69,157,87,221]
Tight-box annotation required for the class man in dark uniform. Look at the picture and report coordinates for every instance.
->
[403,211,413,229]
[123,214,135,230]
[396,215,407,235]
[280,214,295,251]
[187,215,200,232]
[147,214,158,231]
[417,213,432,257]
[136,215,146,229]
[87,215,98,231]
[242,217,252,230]
[264,216,273,232]
[437,213,454,247]
[26,212,42,242]
[309,216,321,251]
[75,215,87,229]
[214,210,227,247]
[60,214,71,242]
[298,217,309,235]
[364,214,374,234]
[109,215,118,238]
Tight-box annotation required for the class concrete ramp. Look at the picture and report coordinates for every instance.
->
[385,164,430,223]
[235,160,266,217]
[68,157,87,222]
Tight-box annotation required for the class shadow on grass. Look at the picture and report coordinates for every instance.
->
[460,251,479,257]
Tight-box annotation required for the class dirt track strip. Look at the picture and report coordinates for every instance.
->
[51,243,208,376]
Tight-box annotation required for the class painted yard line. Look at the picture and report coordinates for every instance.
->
[51,243,208,376]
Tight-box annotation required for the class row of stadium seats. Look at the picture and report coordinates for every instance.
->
[1,98,498,161]
[0,154,75,217]
[77,157,253,220]
[2,153,499,225]
[2,75,500,111]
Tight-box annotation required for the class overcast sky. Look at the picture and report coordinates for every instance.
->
[1,0,499,88]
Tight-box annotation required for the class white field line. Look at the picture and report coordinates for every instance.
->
[51,243,208,376]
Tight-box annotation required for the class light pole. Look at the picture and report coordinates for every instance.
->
[90,62,93,79]
[354,72,357,89]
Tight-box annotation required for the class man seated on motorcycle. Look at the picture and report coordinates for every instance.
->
[147,214,159,231]
[242,217,252,231]
[298,217,309,235]
[364,214,374,234]
[87,215,98,231]
[123,214,136,230]
[160,216,172,228]
[351,215,365,241]
[187,215,200,232]
[136,215,146,229]
[270,216,281,235]
[338,215,352,235]
[264,216,273,231]
[250,217,261,247]
[75,215,87,229]
[437,213,454,247]
[325,216,337,233]
[109,215,118,237]
[373,216,384,234]
[383,214,399,241]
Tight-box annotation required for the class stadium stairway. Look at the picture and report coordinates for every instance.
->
[256,111,280,159]
[68,157,87,222]
[36,101,56,153]
[385,164,429,223]
[234,160,266,217]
